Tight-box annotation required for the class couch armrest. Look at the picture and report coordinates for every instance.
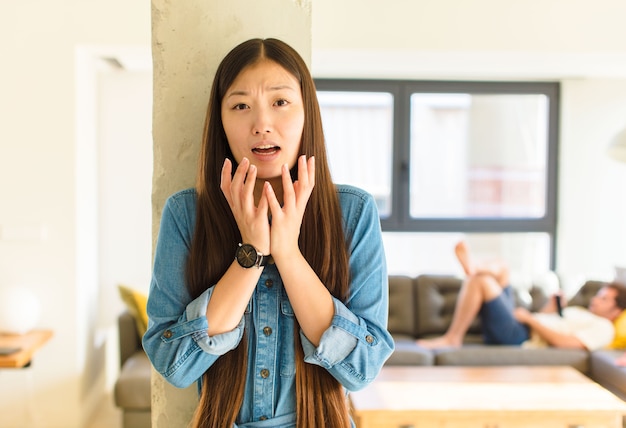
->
[114,351,152,410]
[119,310,142,367]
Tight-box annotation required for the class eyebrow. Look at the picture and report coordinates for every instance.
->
[225,84,298,99]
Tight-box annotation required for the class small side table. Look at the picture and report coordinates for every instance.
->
[0,330,53,368]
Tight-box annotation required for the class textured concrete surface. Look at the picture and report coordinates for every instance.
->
[150,1,311,426]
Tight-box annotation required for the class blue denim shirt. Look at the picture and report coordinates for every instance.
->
[142,184,394,427]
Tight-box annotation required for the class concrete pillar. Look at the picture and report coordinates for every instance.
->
[150,1,312,426]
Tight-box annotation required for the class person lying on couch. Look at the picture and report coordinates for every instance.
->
[417,241,626,351]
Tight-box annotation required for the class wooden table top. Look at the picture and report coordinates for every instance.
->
[0,329,53,368]
[351,365,626,413]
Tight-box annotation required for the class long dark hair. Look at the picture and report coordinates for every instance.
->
[187,38,351,428]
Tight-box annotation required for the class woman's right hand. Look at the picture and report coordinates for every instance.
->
[220,157,270,253]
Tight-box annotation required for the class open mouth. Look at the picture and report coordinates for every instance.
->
[252,145,280,155]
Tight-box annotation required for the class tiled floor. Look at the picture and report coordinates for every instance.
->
[86,394,122,428]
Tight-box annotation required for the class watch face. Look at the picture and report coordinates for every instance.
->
[236,244,257,268]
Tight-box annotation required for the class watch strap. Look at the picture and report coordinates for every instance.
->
[256,252,270,267]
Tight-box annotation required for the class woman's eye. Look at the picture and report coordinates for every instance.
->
[275,99,289,107]
[233,103,249,110]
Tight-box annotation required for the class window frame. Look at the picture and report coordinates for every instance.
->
[314,79,560,268]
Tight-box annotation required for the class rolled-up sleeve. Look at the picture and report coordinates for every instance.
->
[142,190,245,389]
[186,288,245,354]
[301,299,360,366]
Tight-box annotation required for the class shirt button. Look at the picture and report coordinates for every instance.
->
[260,369,270,378]
[365,335,374,343]
[259,416,267,421]
[163,330,173,339]
[265,279,273,288]
[263,326,273,336]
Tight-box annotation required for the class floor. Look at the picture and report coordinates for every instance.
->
[86,394,122,428]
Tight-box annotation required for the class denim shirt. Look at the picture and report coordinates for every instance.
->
[142,184,394,427]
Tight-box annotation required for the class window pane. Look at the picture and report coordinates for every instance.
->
[410,93,548,219]
[383,232,551,284]
[317,91,393,217]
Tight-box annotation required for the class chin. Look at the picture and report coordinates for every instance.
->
[256,170,282,181]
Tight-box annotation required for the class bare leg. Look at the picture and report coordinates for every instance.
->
[417,241,509,349]
[455,240,475,277]
[457,240,510,287]
[417,274,503,349]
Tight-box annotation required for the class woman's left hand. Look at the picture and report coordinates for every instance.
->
[265,155,315,263]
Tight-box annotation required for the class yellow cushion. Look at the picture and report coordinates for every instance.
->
[609,310,626,349]
[118,284,149,338]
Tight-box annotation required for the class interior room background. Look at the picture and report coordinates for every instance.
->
[1,0,626,426]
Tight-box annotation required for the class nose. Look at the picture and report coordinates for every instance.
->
[252,107,271,135]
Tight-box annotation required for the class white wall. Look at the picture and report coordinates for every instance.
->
[314,0,626,53]
[0,2,150,427]
[97,67,153,329]
[312,0,626,79]
[558,79,626,281]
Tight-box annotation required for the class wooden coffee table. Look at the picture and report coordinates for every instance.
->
[350,366,626,428]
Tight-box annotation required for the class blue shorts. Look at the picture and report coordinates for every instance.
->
[480,286,530,345]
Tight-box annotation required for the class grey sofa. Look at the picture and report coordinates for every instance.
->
[114,311,151,428]
[386,274,626,400]
[112,275,626,426]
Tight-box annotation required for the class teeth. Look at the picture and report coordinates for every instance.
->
[255,145,274,150]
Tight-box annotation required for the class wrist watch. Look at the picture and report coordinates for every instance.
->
[235,243,271,269]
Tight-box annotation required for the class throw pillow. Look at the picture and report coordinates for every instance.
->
[609,310,626,349]
[118,284,149,338]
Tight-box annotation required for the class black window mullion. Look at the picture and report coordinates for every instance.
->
[546,84,560,270]
[381,83,410,230]
[314,78,559,269]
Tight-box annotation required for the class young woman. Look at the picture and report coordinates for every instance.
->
[142,38,394,428]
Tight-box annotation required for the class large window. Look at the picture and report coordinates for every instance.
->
[316,80,559,275]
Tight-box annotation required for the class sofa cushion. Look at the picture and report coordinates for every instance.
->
[434,346,590,373]
[388,276,417,336]
[526,286,549,312]
[114,351,152,410]
[567,280,606,307]
[118,310,143,367]
[414,275,482,337]
[118,284,149,338]
[590,349,626,400]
